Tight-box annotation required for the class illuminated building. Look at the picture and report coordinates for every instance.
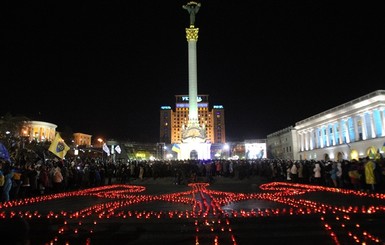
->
[20,121,93,150]
[73,133,92,147]
[267,90,385,161]
[266,126,298,160]
[21,120,57,142]
[160,95,225,144]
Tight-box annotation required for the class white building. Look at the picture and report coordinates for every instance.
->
[21,120,57,142]
[266,127,299,160]
[267,90,385,161]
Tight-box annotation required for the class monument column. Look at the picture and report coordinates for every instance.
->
[181,1,207,144]
[186,28,199,125]
[178,1,210,160]
[183,1,201,127]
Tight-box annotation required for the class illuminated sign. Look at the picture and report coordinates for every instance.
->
[213,105,223,109]
[181,96,203,102]
[176,95,209,103]
[161,106,172,110]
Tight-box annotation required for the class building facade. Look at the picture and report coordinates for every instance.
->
[21,120,57,142]
[73,133,92,147]
[159,94,226,144]
[267,90,385,161]
[266,127,299,160]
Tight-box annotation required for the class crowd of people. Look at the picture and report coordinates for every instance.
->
[1,155,385,202]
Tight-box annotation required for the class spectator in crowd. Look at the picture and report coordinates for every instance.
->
[52,166,64,193]
[364,157,376,192]
[348,161,361,191]
[1,160,13,202]
[313,163,322,185]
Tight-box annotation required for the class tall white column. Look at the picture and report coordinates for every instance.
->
[305,131,309,151]
[320,126,325,148]
[369,111,376,138]
[343,119,350,143]
[380,108,385,137]
[333,123,338,146]
[299,132,304,152]
[362,113,368,140]
[353,115,360,142]
[309,129,314,150]
[338,120,343,144]
[186,30,199,126]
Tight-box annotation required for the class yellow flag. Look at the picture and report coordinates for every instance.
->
[49,133,70,159]
[172,144,181,153]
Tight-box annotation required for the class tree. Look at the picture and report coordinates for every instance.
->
[0,113,31,162]
[0,113,30,138]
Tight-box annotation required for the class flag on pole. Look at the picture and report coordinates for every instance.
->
[103,143,110,156]
[48,133,70,159]
[0,142,11,162]
[115,145,121,154]
[172,144,181,153]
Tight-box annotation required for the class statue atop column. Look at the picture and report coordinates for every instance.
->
[183,1,201,27]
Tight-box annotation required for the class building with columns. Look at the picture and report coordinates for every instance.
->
[21,120,57,142]
[267,90,385,161]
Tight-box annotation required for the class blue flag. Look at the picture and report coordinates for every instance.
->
[0,142,11,162]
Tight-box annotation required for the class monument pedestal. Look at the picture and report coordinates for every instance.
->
[178,142,211,160]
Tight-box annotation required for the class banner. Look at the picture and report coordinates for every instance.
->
[48,133,70,159]
[103,143,110,156]
[115,145,121,154]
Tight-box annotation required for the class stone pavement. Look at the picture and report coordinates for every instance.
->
[1,176,385,245]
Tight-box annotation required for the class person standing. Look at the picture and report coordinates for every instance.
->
[52,166,64,193]
[348,161,361,191]
[329,162,338,187]
[313,163,322,185]
[138,164,144,180]
[290,162,298,183]
[364,157,376,192]
[1,160,13,202]
[336,162,343,187]
[38,165,50,195]
[0,161,5,197]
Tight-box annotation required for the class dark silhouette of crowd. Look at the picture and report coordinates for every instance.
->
[1,154,385,245]
[1,155,385,203]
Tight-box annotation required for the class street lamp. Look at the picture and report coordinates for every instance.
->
[97,138,104,147]
[97,138,104,160]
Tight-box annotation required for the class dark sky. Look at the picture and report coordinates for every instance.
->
[2,1,384,143]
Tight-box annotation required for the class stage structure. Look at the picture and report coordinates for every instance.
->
[177,1,211,160]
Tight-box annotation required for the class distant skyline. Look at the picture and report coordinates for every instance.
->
[2,1,384,142]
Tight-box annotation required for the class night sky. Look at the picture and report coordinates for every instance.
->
[2,1,384,143]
